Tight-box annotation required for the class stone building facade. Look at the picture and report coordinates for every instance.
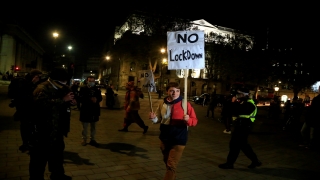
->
[0,24,44,78]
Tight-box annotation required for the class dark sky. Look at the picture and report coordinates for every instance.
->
[2,1,309,61]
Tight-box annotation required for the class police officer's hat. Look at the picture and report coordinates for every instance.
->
[237,88,249,97]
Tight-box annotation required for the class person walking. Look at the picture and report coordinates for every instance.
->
[221,95,237,134]
[205,91,217,119]
[8,69,42,152]
[149,82,198,180]
[219,88,261,169]
[118,81,148,134]
[106,84,115,109]
[30,67,75,180]
[79,76,102,147]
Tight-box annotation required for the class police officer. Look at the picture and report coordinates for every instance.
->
[219,88,261,169]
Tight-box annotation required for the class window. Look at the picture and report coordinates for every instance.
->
[130,62,136,72]
[142,64,148,70]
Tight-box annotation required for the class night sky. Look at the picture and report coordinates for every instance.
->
[1,1,310,62]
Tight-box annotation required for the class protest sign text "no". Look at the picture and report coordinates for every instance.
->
[177,33,198,43]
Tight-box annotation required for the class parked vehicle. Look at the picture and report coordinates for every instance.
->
[192,93,210,105]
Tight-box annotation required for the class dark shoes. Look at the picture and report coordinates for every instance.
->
[89,140,99,147]
[248,161,262,168]
[118,128,128,132]
[143,126,149,134]
[218,163,234,169]
[50,173,72,180]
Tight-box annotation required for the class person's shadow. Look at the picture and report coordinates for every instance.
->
[63,151,95,165]
[97,142,149,159]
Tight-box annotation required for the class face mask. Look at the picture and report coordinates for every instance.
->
[88,82,95,87]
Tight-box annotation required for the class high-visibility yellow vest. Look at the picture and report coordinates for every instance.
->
[238,99,257,122]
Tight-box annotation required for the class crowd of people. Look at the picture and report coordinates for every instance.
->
[8,67,319,179]
[8,69,200,180]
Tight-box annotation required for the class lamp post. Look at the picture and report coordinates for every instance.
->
[159,48,166,92]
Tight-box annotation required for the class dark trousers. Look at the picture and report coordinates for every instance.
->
[224,116,232,131]
[123,110,146,129]
[20,120,31,146]
[227,119,259,165]
[29,136,65,180]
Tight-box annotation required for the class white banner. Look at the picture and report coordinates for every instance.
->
[138,70,157,92]
[167,30,205,69]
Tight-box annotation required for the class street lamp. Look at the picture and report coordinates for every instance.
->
[52,32,59,54]
[274,86,279,96]
[68,46,72,51]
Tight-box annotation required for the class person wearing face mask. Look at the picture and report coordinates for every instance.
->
[79,76,102,147]
[30,67,75,180]
[8,69,43,153]
[149,82,198,180]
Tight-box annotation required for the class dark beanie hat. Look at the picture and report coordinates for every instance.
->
[49,67,69,81]
[30,69,42,77]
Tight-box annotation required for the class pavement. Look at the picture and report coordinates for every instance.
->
[0,85,320,180]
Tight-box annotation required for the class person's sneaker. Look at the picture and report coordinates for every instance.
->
[50,173,72,180]
[143,126,149,134]
[223,129,231,134]
[248,161,262,168]
[218,163,234,169]
[118,128,128,132]
[81,140,87,146]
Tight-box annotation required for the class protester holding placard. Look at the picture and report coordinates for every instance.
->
[149,82,198,180]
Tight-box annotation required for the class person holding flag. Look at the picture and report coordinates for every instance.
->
[149,81,198,180]
[118,81,148,134]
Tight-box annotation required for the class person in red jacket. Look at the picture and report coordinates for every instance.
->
[149,82,198,180]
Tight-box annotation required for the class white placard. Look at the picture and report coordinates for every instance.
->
[138,70,157,92]
[167,30,205,70]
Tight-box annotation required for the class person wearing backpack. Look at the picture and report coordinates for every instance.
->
[8,69,42,152]
[118,81,148,134]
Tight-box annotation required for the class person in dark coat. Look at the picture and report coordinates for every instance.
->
[9,69,42,152]
[71,81,81,110]
[300,89,320,149]
[30,67,75,180]
[206,91,217,119]
[79,76,102,147]
[106,84,115,109]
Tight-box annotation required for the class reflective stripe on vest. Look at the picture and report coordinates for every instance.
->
[239,99,257,122]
